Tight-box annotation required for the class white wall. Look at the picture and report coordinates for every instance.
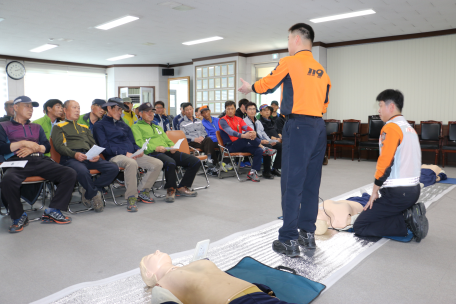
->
[326,34,456,123]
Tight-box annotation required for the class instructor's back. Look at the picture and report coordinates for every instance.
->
[238,23,331,257]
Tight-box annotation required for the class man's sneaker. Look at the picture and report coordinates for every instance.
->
[9,213,29,233]
[115,178,125,187]
[41,209,72,224]
[176,187,198,197]
[138,190,154,204]
[206,159,215,168]
[79,187,92,208]
[247,171,260,182]
[225,163,234,171]
[207,167,219,177]
[220,162,228,173]
[127,196,138,212]
[262,148,277,156]
[92,192,104,213]
[272,240,300,257]
[404,202,428,242]
[271,168,281,177]
[262,171,274,179]
[298,230,317,249]
[243,161,252,168]
[165,188,176,203]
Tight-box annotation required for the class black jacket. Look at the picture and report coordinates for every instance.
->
[235,108,247,119]
[271,114,285,134]
[259,116,280,138]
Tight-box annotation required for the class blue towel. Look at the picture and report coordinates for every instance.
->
[344,228,414,242]
[227,257,325,304]
[346,193,371,207]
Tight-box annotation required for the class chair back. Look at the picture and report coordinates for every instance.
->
[49,138,61,163]
[166,130,190,154]
[421,121,442,141]
[325,120,340,135]
[448,121,456,142]
[216,131,225,147]
[368,119,385,139]
[342,120,360,138]
[407,121,416,129]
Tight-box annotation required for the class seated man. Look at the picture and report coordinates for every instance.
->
[235,98,249,119]
[180,103,218,172]
[244,103,282,179]
[93,98,163,212]
[195,107,203,121]
[131,103,200,203]
[121,97,138,126]
[51,100,119,213]
[77,99,106,132]
[353,89,428,242]
[0,100,14,122]
[0,96,76,233]
[270,100,286,134]
[219,100,276,182]
[140,250,297,304]
[152,101,171,131]
[172,103,187,130]
[33,99,64,156]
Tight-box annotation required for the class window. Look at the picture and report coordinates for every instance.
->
[24,64,106,121]
[195,61,236,114]
[255,64,281,111]
[0,60,8,104]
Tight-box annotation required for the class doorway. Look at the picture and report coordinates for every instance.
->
[168,77,190,116]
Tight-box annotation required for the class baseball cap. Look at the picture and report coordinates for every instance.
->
[103,97,127,110]
[92,99,106,107]
[138,102,155,112]
[271,100,279,106]
[14,96,39,107]
[133,103,141,109]
[259,104,273,112]
[199,105,210,113]
[122,97,132,103]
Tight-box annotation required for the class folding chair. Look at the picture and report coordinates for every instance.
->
[357,116,385,162]
[419,120,443,165]
[324,119,340,159]
[215,131,253,182]
[333,119,361,161]
[442,121,456,167]
[166,130,210,190]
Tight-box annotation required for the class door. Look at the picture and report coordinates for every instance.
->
[140,87,154,104]
[120,87,128,98]
[169,90,177,116]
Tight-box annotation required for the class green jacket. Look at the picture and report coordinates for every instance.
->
[32,115,60,156]
[50,119,96,158]
[131,120,175,155]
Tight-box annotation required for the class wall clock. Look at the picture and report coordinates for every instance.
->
[6,61,26,80]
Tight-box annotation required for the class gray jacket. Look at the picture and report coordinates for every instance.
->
[243,116,270,141]
[180,116,207,142]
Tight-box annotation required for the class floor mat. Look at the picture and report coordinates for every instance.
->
[439,178,456,184]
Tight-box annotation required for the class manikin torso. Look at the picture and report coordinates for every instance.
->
[315,200,364,235]
[142,251,253,304]
[421,164,444,180]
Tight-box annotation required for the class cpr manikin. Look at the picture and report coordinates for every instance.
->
[140,250,261,304]
[315,199,364,235]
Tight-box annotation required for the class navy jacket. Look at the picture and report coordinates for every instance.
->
[172,114,184,130]
[152,113,171,132]
[93,115,140,161]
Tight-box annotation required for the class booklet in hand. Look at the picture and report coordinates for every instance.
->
[165,138,185,151]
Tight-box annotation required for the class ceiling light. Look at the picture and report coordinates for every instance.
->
[310,9,375,23]
[182,36,223,45]
[107,54,136,61]
[95,16,139,30]
[30,44,59,53]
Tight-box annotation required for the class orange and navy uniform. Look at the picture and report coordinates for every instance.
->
[374,115,421,187]
[252,50,331,117]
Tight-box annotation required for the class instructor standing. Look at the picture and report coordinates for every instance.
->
[239,23,331,257]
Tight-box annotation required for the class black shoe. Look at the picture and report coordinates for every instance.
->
[298,230,317,249]
[272,240,300,257]
[262,171,274,179]
[9,213,29,233]
[271,169,281,177]
[404,202,428,242]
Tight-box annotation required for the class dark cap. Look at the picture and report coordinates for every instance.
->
[103,97,127,110]
[138,102,155,112]
[271,100,279,106]
[14,96,39,107]
[92,99,107,107]
[199,105,210,113]
[259,104,273,112]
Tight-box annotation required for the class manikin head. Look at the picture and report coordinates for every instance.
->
[287,23,314,56]
[245,102,257,119]
[376,89,403,122]
[225,100,236,118]
[140,250,173,287]
[64,100,80,121]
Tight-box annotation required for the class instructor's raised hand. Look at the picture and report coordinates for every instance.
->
[238,78,253,95]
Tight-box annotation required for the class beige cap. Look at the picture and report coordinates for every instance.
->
[122,97,132,103]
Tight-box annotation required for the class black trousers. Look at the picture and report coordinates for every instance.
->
[1,155,77,220]
[60,157,119,200]
[353,185,420,237]
[189,137,219,165]
[279,116,326,242]
[149,151,201,189]
[263,142,282,172]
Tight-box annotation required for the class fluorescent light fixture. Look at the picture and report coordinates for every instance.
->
[182,36,223,45]
[95,16,139,30]
[107,54,136,61]
[30,44,59,53]
[310,9,375,23]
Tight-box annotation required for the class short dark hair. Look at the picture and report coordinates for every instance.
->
[44,99,63,114]
[182,103,192,111]
[195,107,200,112]
[238,98,249,108]
[154,101,165,108]
[376,89,404,112]
[245,102,257,111]
[225,100,236,109]
[289,23,314,44]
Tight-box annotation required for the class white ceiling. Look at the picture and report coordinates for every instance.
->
[0,0,455,65]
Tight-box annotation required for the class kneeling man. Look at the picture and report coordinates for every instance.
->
[353,89,428,242]
[93,98,163,212]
